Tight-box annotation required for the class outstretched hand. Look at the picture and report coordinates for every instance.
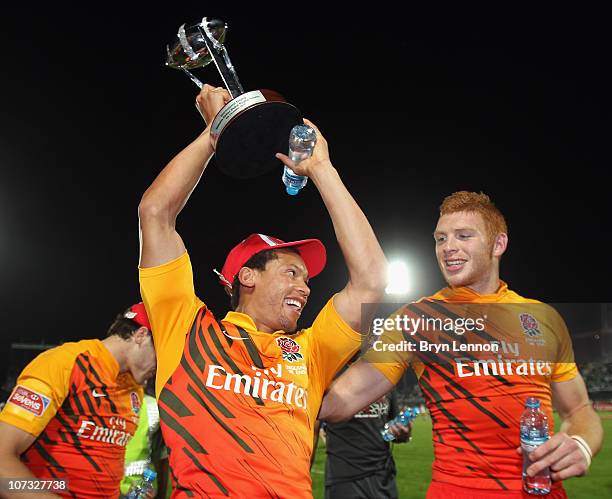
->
[275,118,331,177]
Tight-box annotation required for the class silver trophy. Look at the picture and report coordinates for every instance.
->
[166,18,303,179]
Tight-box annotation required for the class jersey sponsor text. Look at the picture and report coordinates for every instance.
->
[205,363,308,409]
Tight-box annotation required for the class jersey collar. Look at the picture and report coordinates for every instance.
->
[430,280,510,303]
[95,339,121,378]
[223,311,258,332]
[222,311,292,336]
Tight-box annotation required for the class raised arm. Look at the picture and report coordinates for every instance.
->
[138,85,231,268]
[276,120,387,331]
[318,359,394,422]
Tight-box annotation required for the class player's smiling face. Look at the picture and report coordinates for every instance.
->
[251,250,310,333]
[434,211,496,291]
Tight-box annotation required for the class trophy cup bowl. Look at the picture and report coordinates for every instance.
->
[166,19,226,70]
[166,18,303,179]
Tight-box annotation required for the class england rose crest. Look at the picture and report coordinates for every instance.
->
[277,337,303,362]
[519,313,542,337]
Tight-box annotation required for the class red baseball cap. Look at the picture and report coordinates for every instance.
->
[215,233,326,289]
[124,302,151,330]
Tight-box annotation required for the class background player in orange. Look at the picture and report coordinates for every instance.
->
[0,303,156,499]
[138,85,387,497]
[319,191,604,498]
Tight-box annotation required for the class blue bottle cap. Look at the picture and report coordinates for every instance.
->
[143,469,157,481]
[525,397,540,408]
[286,186,300,195]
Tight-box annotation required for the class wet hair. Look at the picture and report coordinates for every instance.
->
[228,247,300,310]
[106,308,144,339]
[440,191,508,245]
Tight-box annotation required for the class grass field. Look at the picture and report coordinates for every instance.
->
[311,412,612,498]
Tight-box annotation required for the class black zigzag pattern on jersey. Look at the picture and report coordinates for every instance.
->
[158,405,207,454]
[179,355,235,418]
[168,459,194,497]
[182,313,238,416]
[419,376,469,431]
[466,465,509,490]
[81,353,118,413]
[185,384,254,453]
[74,357,106,427]
[237,458,281,499]
[219,323,234,348]
[54,409,102,471]
[424,363,510,429]
[182,446,229,496]
[235,326,265,369]
[203,322,264,406]
[30,441,66,472]
[159,388,194,417]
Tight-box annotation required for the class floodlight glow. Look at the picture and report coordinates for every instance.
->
[385,260,411,295]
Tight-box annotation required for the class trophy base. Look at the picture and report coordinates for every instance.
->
[211,91,302,178]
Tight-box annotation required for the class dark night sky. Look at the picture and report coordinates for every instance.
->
[1,6,609,377]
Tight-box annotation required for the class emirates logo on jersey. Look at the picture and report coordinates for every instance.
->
[205,363,308,409]
[276,337,303,363]
[77,416,133,447]
[519,313,542,337]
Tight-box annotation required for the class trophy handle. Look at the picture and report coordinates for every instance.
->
[168,28,204,89]
[198,18,244,99]
[181,68,204,89]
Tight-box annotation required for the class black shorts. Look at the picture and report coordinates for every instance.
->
[325,466,398,499]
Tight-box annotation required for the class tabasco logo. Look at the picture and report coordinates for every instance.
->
[276,337,303,362]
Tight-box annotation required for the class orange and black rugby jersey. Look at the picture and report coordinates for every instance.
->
[140,252,361,498]
[368,282,577,492]
[0,339,143,498]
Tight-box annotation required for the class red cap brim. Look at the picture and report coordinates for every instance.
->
[219,234,327,288]
[271,238,327,280]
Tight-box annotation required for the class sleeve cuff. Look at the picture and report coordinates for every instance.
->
[328,294,363,340]
[0,412,42,439]
[139,251,189,278]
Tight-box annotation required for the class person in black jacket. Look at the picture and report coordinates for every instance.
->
[322,358,411,499]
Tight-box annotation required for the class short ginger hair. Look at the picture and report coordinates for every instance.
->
[439,191,508,244]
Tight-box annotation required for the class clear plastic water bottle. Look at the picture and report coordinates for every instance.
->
[282,124,316,195]
[125,469,157,499]
[380,406,420,442]
[521,397,551,495]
